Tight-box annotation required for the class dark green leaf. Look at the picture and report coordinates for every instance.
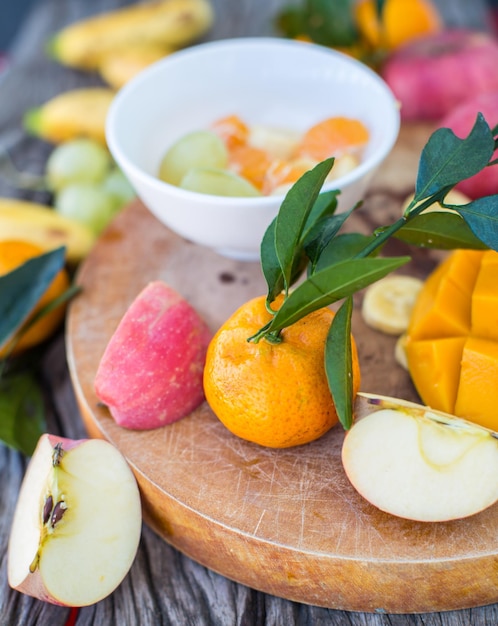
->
[0,247,66,350]
[304,203,357,269]
[416,114,494,200]
[277,0,358,46]
[306,189,339,224]
[314,233,378,271]
[456,196,498,251]
[261,187,340,304]
[0,371,46,456]
[274,158,334,293]
[325,296,354,430]
[266,255,410,332]
[276,6,305,38]
[394,211,488,250]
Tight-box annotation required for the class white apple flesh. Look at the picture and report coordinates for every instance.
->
[8,434,142,606]
[342,397,498,522]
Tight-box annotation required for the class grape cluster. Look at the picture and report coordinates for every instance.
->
[47,138,136,235]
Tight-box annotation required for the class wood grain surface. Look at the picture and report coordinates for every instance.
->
[2,0,498,624]
[65,123,498,614]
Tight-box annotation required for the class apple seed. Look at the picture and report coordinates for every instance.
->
[50,500,67,527]
[42,495,53,526]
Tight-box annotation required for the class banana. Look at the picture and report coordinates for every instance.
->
[98,43,173,89]
[394,333,409,370]
[47,0,214,71]
[23,88,114,145]
[361,275,423,335]
[0,199,95,264]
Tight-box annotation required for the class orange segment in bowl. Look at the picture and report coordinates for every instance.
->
[262,158,316,195]
[297,116,370,161]
[228,144,273,191]
[211,115,249,150]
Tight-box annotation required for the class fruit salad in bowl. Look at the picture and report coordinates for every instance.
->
[106,37,400,261]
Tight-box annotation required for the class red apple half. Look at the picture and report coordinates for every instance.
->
[8,434,142,606]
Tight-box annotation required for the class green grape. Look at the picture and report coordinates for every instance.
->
[46,138,112,192]
[54,183,122,235]
[180,168,262,197]
[102,167,136,205]
[159,130,228,186]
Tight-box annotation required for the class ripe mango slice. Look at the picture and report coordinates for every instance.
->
[406,249,498,430]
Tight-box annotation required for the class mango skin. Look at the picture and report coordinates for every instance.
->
[94,281,212,430]
[406,249,498,431]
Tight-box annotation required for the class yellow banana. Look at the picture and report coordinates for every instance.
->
[361,275,424,335]
[23,87,114,145]
[0,199,95,264]
[98,43,173,89]
[47,0,214,71]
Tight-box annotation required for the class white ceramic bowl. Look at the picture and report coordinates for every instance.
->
[106,37,400,261]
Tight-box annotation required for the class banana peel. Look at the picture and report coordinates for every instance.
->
[98,43,174,89]
[23,87,114,146]
[0,199,95,264]
[47,0,214,71]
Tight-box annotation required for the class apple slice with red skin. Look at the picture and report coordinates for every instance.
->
[342,394,498,522]
[381,30,498,122]
[8,434,142,606]
[95,280,212,430]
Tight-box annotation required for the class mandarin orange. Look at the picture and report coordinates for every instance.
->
[203,295,361,448]
[0,240,70,357]
[297,117,369,162]
[355,0,442,51]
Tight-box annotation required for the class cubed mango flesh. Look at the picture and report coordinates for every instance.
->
[406,249,498,430]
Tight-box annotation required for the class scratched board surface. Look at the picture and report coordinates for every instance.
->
[66,124,498,613]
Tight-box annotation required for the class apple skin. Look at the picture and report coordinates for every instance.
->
[439,91,498,199]
[342,395,498,522]
[94,281,212,430]
[8,434,142,606]
[381,30,498,122]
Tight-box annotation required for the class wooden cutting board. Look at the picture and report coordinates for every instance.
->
[66,124,498,613]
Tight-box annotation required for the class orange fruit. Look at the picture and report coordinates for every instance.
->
[405,248,498,430]
[210,114,249,150]
[262,158,316,195]
[355,0,442,50]
[297,117,370,162]
[0,240,70,357]
[227,144,274,191]
[203,295,361,448]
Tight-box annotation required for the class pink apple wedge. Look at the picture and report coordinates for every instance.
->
[381,30,498,122]
[8,434,142,606]
[94,280,212,430]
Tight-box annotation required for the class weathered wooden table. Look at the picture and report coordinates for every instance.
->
[1,1,497,624]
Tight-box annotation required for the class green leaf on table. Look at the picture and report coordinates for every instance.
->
[456,196,498,252]
[0,370,46,456]
[265,255,410,333]
[394,211,488,250]
[415,114,495,200]
[0,246,66,350]
[325,296,354,430]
